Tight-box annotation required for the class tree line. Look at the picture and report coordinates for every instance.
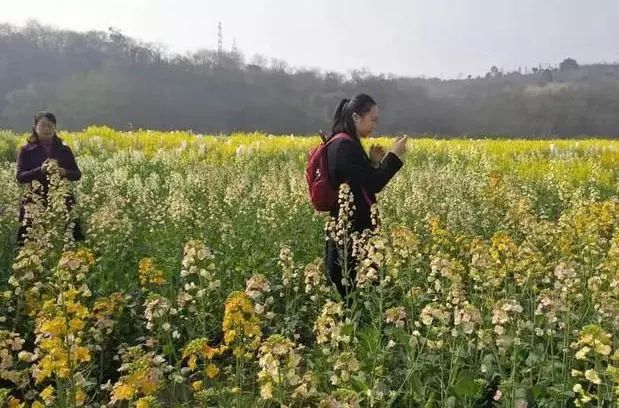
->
[1,21,618,138]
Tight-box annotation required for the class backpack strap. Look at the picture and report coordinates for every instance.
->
[325,132,354,145]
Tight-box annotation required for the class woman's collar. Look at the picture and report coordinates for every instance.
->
[24,135,60,151]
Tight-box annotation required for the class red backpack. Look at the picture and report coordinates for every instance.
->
[305,132,354,211]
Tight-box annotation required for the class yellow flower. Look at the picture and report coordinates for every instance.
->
[182,338,219,359]
[222,292,262,354]
[206,363,219,379]
[73,346,91,363]
[134,372,158,396]
[192,380,203,391]
[7,397,25,408]
[138,258,167,287]
[65,302,89,319]
[202,344,219,359]
[33,355,54,384]
[224,329,237,344]
[136,397,151,408]
[187,354,198,370]
[58,366,71,379]
[39,317,66,337]
[111,382,135,402]
[75,389,86,407]
[69,318,85,332]
[39,385,55,404]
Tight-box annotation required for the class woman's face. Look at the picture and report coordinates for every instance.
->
[35,117,55,141]
[355,105,379,138]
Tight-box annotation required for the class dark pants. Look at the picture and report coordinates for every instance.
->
[325,238,358,302]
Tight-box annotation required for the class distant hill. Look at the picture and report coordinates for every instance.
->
[1,21,618,138]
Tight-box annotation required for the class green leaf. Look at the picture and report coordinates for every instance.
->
[453,371,481,398]
[515,387,537,407]
[423,391,437,408]
[531,384,544,399]
[525,351,539,367]
[163,343,175,356]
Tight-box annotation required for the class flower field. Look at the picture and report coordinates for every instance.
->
[0,128,618,407]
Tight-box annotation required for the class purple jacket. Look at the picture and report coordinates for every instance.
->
[16,136,81,187]
[16,136,81,222]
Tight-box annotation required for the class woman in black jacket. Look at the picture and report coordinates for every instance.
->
[325,94,408,300]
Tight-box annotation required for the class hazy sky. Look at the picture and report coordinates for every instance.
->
[3,0,619,78]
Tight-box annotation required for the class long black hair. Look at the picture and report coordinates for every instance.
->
[330,93,377,139]
[28,111,59,144]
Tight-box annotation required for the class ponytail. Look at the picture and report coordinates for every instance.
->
[333,98,350,122]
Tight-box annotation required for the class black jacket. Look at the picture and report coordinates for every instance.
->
[326,135,403,232]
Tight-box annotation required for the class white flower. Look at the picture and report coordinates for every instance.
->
[575,346,591,360]
[584,369,601,384]
[493,390,502,401]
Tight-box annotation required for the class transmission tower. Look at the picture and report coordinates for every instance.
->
[217,22,223,55]
[232,37,238,55]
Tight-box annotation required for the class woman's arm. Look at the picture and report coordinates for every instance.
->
[60,146,82,181]
[334,139,403,195]
[16,149,43,183]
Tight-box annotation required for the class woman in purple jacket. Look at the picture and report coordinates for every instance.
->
[16,111,83,246]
